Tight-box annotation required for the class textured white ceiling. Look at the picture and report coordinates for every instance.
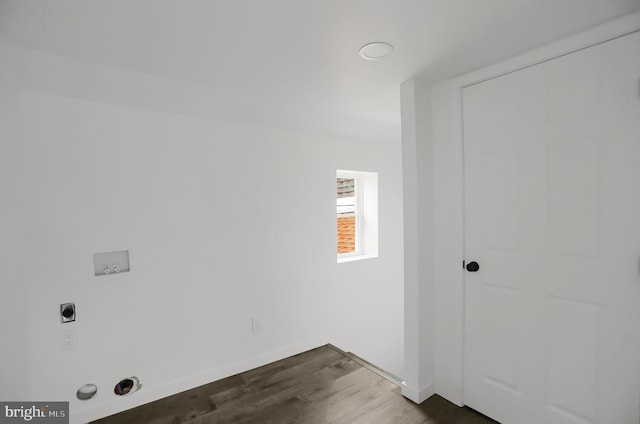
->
[2,0,639,142]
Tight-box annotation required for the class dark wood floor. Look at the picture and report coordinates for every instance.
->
[93,345,497,424]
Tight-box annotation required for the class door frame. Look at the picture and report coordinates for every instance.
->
[429,11,640,407]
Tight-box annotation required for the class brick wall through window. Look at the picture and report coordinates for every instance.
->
[337,177,356,254]
[337,216,356,253]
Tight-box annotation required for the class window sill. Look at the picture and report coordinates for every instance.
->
[337,254,378,264]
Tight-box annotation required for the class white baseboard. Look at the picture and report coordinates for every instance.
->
[401,381,434,404]
[70,337,328,424]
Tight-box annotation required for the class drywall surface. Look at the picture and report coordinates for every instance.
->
[399,79,436,403]
[0,45,404,423]
[0,85,32,401]
[331,159,404,378]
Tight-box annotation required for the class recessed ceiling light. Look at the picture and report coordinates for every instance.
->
[359,42,394,60]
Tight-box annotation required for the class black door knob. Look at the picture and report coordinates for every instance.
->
[466,261,480,272]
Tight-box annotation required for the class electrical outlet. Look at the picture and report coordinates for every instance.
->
[251,317,263,334]
[61,331,75,351]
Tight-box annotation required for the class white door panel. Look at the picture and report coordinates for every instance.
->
[463,31,640,424]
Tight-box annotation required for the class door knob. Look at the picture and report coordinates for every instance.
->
[466,261,480,272]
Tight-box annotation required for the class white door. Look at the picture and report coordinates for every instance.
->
[463,31,640,424]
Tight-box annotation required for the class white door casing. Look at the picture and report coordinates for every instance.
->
[463,31,640,424]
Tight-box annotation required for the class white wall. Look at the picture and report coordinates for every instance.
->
[402,10,640,407]
[0,45,404,423]
[400,80,435,403]
[331,162,405,378]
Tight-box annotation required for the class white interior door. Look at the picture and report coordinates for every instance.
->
[463,31,640,424]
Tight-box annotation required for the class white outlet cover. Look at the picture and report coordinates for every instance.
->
[60,330,77,351]
[251,317,263,334]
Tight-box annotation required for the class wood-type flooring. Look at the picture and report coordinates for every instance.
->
[93,345,497,424]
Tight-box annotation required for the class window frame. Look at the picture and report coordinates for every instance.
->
[336,169,378,263]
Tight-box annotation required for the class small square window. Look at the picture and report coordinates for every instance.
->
[337,177,360,255]
[337,170,378,262]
